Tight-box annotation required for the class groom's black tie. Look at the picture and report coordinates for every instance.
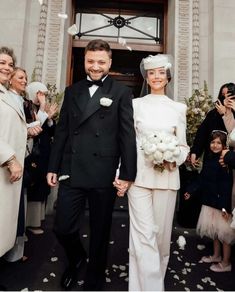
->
[86,79,103,87]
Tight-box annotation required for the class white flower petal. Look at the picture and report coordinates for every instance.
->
[105,277,111,283]
[197,244,206,250]
[173,274,179,280]
[58,13,68,19]
[50,272,56,277]
[109,241,114,244]
[77,280,84,286]
[196,284,203,290]
[50,257,58,262]
[173,250,179,255]
[21,289,29,291]
[112,264,118,269]
[119,272,128,277]
[119,265,126,271]
[43,278,49,283]
[82,234,88,238]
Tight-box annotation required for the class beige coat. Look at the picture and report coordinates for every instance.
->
[0,84,27,256]
[133,94,189,189]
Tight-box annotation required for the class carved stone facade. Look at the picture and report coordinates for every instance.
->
[192,0,200,90]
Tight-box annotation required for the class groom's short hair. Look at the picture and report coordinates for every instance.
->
[85,39,112,58]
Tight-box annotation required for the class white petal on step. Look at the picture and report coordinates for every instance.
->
[173,250,179,255]
[77,280,84,286]
[197,244,205,250]
[170,270,176,273]
[50,272,56,277]
[180,280,186,284]
[82,234,88,238]
[177,235,186,250]
[105,277,111,283]
[50,257,58,262]
[119,265,126,271]
[120,205,124,208]
[119,272,128,277]
[112,264,118,269]
[177,256,182,262]
[125,277,129,282]
[182,268,187,275]
[184,288,190,291]
[173,274,179,280]
[184,231,189,234]
[196,284,203,290]
[185,262,190,267]
[21,289,29,291]
[186,268,191,272]
[121,224,126,227]
[109,241,114,244]
[43,278,49,283]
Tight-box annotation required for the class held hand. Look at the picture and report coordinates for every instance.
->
[7,157,23,183]
[27,125,43,138]
[45,102,59,119]
[163,161,176,171]
[47,172,58,187]
[219,149,229,167]
[215,99,226,115]
[113,178,132,197]
[190,153,201,168]
[36,91,46,110]
[184,192,191,200]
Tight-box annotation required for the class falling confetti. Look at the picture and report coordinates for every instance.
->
[58,13,68,19]
[177,235,186,250]
[67,24,78,36]
[50,257,58,262]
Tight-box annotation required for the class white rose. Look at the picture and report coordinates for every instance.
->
[100,97,113,107]
[156,142,167,152]
[143,142,157,155]
[153,150,163,164]
[163,150,174,162]
[173,147,180,157]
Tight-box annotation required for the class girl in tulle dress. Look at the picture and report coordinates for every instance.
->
[184,130,235,272]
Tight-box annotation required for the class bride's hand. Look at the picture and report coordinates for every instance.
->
[163,161,176,171]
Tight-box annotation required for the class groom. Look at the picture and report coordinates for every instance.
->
[47,39,137,290]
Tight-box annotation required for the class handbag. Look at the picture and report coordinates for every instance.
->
[23,139,41,187]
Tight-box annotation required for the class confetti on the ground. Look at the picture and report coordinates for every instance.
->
[58,13,68,19]
[43,278,49,283]
[120,205,124,208]
[82,234,88,238]
[112,264,118,269]
[182,268,187,275]
[109,241,114,244]
[20,289,29,291]
[185,288,190,291]
[50,272,56,277]
[50,257,58,262]
[196,284,203,290]
[184,231,189,234]
[119,265,126,271]
[77,280,84,286]
[121,224,126,227]
[180,280,186,284]
[185,262,190,267]
[197,244,206,250]
[177,235,186,250]
[173,274,180,280]
[170,269,176,273]
[106,277,111,283]
[119,272,128,277]
[125,277,129,282]
[177,256,182,262]
[173,250,179,255]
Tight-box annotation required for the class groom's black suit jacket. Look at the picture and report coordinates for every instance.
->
[48,75,137,188]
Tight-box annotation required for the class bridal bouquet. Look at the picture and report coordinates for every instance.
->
[141,131,180,172]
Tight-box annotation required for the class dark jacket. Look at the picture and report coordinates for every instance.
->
[186,152,233,213]
[48,76,137,188]
[224,151,235,169]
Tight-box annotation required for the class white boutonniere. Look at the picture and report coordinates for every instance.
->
[100,97,113,107]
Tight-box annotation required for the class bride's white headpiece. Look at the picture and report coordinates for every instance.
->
[140,54,173,78]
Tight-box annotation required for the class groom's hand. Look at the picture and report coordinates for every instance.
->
[47,172,58,187]
[113,178,132,197]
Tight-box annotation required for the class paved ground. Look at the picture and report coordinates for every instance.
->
[0,196,235,291]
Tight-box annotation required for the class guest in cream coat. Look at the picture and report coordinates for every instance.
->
[125,55,189,291]
[0,47,27,257]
